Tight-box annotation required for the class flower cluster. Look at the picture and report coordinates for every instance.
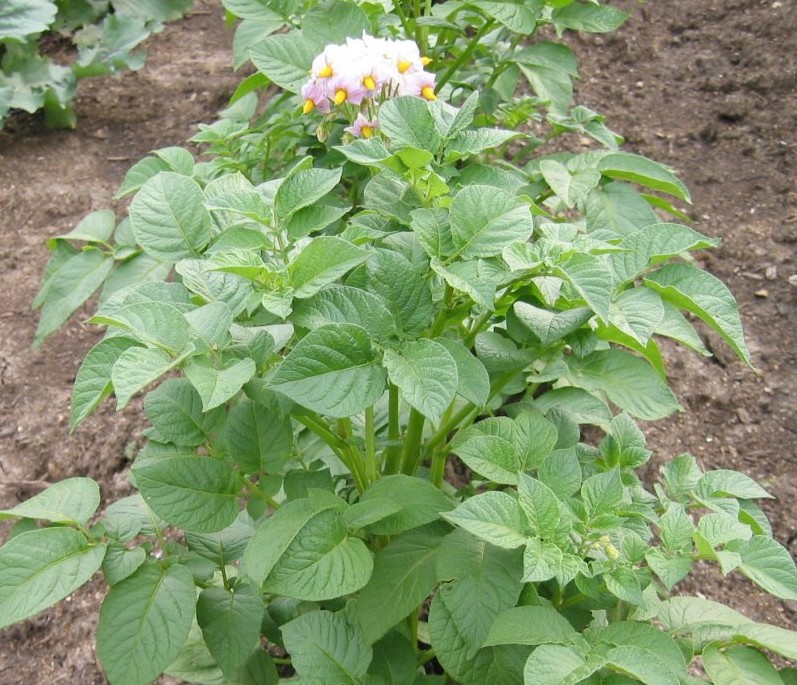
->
[301,35,436,135]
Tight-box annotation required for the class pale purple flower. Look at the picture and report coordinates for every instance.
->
[345,113,379,138]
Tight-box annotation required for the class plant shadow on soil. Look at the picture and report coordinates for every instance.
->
[0,1,795,683]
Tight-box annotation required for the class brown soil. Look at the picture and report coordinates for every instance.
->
[0,1,795,683]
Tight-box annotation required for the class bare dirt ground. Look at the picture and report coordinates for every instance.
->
[0,0,795,683]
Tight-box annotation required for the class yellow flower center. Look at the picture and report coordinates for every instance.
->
[333,89,348,105]
[363,75,376,90]
[318,64,333,78]
[421,86,436,101]
[302,99,315,114]
[397,60,412,73]
[421,56,431,66]
[361,125,374,139]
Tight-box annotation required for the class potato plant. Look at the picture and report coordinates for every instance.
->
[3,1,797,684]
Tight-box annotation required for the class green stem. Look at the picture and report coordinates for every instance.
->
[364,405,378,483]
[295,414,366,492]
[393,0,412,37]
[400,408,426,476]
[463,310,493,348]
[413,0,424,50]
[384,384,402,475]
[243,476,281,510]
[436,19,497,92]
[418,648,437,666]
[338,418,369,491]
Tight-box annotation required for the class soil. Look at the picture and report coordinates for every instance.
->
[0,0,795,683]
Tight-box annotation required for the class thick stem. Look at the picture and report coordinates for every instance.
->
[364,405,379,483]
[400,408,426,476]
[384,384,402,475]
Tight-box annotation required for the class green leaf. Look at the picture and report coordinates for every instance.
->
[360,475,453,536]
[244,499,373,601]
[93,301,191,354]
[703,644,783,685]
[587,621,686,675]
[449,185,534,259]
[605,644,680,685]
[522,644,605,685]
[301,0,371,46]
[727,536,797,600]
[585,182,658,237]
[116,156,170,198]
[0,477,99,525]
[605,567,644,605]
[289,236,368,299]
[183,357,257,411]
[442,492,528,549]
[697,469,773,501]
[222,398,293,474]
[285,204,349,239]
[511,302,593,346]
[56,208,116,243]
[450,430,522,485]
[608,288,665,346]
[733,623,797,662]
[97,563,196,685]
[383,339,458,427]
[249,31,318,92]
[133,456,241,533]
[275,167,342,221]
[111,347,181,410]
[516,42,577,116]
[410,207,455,259]
[144,378,214,447]
[471,0,540,32]
[0,527,105,629]
[282,610,372,684]
[335,137,393,166]
[196,583,264,679]
[0,0,56,41]
[270,323,385,418]
[646,264,751,365]
[484,605,580,647]
[598,153,691,202]
[435,338,490,408]
[292,284,396,342]
[130,172,212,262]
[611,223,719,284]
[70,338,140,431]
[565,349,681,420]
[522,536,562,582]
[431,530,525,684]
[517,474,560,537]
[369,632,418,685]
[552,3,629,33]
[657,596,750,631]
[364,248,433,337]
[554,253,613,322]
[581,468,624,517]
[378,96,442,153]
[446,128,522,160]
[355,522,448,642]
[540,159,601,208]
[102,542,147,587]
[34,249,113,345]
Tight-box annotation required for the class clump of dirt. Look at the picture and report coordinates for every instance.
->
[0,1,795,683]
